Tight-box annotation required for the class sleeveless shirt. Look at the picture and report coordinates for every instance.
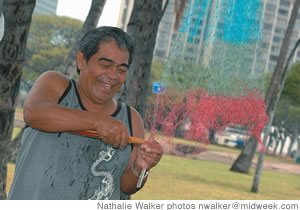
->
[8,79,133,200]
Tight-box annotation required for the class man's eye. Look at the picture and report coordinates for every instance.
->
[100,64,110,68]
[119,68,127,73]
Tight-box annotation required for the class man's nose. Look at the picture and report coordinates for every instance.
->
[107,66,118,79]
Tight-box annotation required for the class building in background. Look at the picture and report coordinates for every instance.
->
[117,0,134,32]
[33,0,58,15]
[117,0,180,62]
[117,0,300,73]
[262,0,300,72]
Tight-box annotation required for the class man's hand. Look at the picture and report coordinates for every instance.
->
[95,115,129,148]
[135,140,163,170]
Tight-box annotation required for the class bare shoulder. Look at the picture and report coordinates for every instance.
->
[34,71,69,92]
[37,71,69,86]
[25,71,70,104]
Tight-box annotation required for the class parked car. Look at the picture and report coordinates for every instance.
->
[215,125,249,148]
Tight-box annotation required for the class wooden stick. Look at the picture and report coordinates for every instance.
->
[69,130,146,144]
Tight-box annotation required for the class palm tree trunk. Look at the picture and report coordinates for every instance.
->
[7,127,25,163]
[251,1,300,192]
[296,122,300,163]
[279,136,287,156]
[9,0,107,177]
[118,0,169,200]
[0,0,35,199]
[231,0,300,174]
[230,137,257,173]
[287,123,297,157]
[59,0,106,77]
[117,0,169,118]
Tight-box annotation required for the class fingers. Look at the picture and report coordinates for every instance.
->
[141,153,161,167]
[120,130,129,149]
[136,140,164,169]
[96,116,129,148]
[112,131,122,148]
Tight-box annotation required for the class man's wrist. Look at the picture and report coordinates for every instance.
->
[131,160,149,179]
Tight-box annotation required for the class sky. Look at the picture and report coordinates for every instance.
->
[56,0,122,26]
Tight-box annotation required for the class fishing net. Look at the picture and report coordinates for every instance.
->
[145,0,269,154]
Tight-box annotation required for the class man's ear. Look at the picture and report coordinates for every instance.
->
[77,51,86,72]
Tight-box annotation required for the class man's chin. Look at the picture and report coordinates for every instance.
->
[95,93,115,102]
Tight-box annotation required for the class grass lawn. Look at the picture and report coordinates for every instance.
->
[148,132,298,165]
[7,154,300,199]
[15,106,23,113]
[131,155,300,200]
[6,128,300,199]
[12,127,21,139]
[7,162,15,196]
[6,127,21,196]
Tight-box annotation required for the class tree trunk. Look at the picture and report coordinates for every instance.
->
[208,129,215,143]
[230,138,257,173]
[0,0,3,40]
[0,0,35,200]
[251,1,300,193]
[117,0,169,200]
[7,127,25,163]
[231,0,300,174]
[287,123,297,157]
[273,139,279,155]
[252,38,300,192]
[9,0,107,171]
[279,135,287,156]
[295,121,300,163]
[117,0,169,118]
[296,137,300,163]
[265,134,273,154]
[59,0,106,77]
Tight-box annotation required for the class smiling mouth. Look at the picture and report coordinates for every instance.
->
[99,81,114,91]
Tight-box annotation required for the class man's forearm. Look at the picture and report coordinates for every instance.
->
[120,162,149,195]
[24,103,98,132]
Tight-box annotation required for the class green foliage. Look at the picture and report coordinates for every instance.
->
[281,63,300,105]
[22,15,83,83]
[264,71,272,91]
[147,60,165,96]
[274,62,300,124]
[163,59,213,92]
[150,60,165,83]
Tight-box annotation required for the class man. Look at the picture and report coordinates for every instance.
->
[8,26,163,200]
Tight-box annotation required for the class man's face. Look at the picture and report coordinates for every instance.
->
[78,40,130,103]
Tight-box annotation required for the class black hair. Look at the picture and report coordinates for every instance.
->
[77,26,135,74]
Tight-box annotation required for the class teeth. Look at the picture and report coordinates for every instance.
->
[102,83,112,90]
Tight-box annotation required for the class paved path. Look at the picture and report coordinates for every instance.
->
[162,143,300,176]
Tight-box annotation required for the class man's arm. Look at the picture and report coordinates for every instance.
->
[23,71,129,148]
[120,107,163,194]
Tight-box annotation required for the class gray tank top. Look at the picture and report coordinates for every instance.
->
[8,79,133,200]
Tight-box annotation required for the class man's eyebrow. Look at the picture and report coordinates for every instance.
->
[120,63,129,69]
[98,57,129,68]
[98,57,113,62]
